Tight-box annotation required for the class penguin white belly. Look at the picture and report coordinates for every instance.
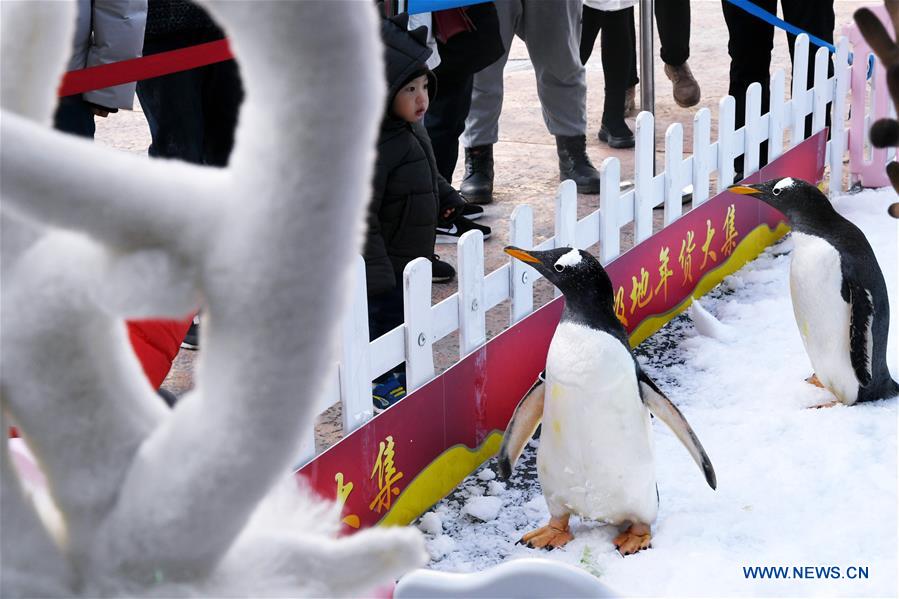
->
[789,232,858,404]
[537,321,657,525]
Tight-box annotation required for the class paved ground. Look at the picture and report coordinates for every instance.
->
[93,2,866,451]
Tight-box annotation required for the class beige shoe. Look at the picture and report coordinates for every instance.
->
[624,85,637,117]
[665,62,700,108]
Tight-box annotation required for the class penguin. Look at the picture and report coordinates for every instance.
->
[499,246,716,555]
[728,178,899,406]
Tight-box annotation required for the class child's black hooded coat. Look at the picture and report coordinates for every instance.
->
[364,15,465,296]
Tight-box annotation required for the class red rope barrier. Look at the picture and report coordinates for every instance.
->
[57,39,233,97]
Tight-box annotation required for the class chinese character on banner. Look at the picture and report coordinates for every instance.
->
[369,435,404,514]
[335,472,360,528]
[614,286,629,327]
[629,267,652,313]
[678,231,696,284]
[700,219,718,270]
[720,204,738,256]
[655,247,674,302]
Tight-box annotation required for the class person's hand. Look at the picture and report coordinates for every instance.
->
[84,101,117,118]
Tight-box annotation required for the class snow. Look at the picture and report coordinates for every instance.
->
[463,496,504,522]
[477,468,497,481]
[426,535,457,560]
[416,187,898,597]
[418,512,444,535]
[689,298,736,342]
[487,481,506,496]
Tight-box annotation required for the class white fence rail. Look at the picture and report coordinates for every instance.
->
[300,34,863,462]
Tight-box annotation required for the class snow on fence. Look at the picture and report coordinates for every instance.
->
[298,34,859,462]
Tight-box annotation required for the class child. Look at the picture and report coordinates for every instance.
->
[365,14,490,411]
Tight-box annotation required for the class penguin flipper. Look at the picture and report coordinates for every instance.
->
[497,374,545,479]
[638,373,717,490]
[843,278,874,387]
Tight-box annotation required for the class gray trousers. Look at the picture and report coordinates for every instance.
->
[462,0,586,148]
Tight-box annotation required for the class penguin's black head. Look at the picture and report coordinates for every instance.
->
[504,246,616,317]
[727,177,836,232]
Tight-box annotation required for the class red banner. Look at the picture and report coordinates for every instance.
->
[296,132,827,534]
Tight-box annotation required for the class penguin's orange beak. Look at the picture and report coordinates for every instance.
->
[727,184,762,197]
[504,246,541,264]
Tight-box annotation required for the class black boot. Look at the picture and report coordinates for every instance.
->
[460,145,494,204]
[555,135,600,194]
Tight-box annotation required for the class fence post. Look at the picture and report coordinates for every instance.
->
[791,34,810,147]
[402,257,435,392]
[829,36,850,197]
[634,111,655,242]
[717,95,736,191]
[768,69,786,163]
[554,180,578,248]
[744,82,763,176]
[553,180,578,297]
[692,108,712,207]
[339,256,373,433]
[599,157,621,265]
[510,205,535,324]
[458,230,486,356]
[664,122,683,225]
[812,46,830,137]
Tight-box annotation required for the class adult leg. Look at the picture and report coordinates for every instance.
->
[460,0,519,202]
[462,0,517,149]
[599,8,635,148]
[625,10,638,116]
[521,0,599,193]
[520,0,586,138]
[580,4,603,66]
[201,59,244,167]
[53,95,96,139]
[656,0,690,67]
[722,0,775,176]
[425,65,474,181]
[627,11,639,89]
[781,0,835,140]
[658,0,699,107]
[136,67,206,163]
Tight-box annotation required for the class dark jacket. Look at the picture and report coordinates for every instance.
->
[365,16,465,296]
[143,0,224,50]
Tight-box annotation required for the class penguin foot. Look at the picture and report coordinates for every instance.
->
[613,523,651,556]
[809,400,841,409]
[518,515,573,550]
[805,373,825,388]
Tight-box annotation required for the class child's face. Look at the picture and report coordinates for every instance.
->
[392,74,429,122]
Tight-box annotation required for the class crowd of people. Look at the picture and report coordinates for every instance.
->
[58,0,837,411]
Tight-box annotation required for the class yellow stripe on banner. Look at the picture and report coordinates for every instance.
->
[376,431,504,527]
[627,222,790,347]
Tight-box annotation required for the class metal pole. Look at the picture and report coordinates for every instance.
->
[639,0,655,175]
[639,0,655,115]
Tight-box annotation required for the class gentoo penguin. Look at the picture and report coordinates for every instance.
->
[729,178,899,405]
[499,246,716,555]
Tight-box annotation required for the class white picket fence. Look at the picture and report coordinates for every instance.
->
[299,34,862,462]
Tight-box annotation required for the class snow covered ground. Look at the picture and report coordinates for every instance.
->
[416,188,898,597]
